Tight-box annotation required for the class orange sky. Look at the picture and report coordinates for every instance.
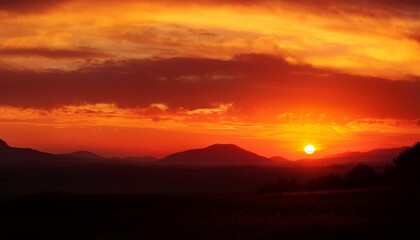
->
[1,0,420,159]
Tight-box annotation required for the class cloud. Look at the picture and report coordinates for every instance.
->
[0,47,109,59]
[1,0,418,78]
[0,54,419,120]
[3,0,420,14]
[408,33,420,43]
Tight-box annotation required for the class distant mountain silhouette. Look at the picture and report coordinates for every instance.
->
[0,139,75,167]
[0,139,9,149]
[63,151,104,160]
[113,156,158,164]
[63,150,158,163]
[325,147,407,159]
[0,138,408,167]
[269,156,295,167]
[0,139,157,167]
[297,147,408,167]
[160,144,270,166]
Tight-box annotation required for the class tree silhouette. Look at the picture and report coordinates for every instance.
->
[258,178,300,193]
[392,142,420,225]
[306,164,377,190]
[258,144,420,194]
[393,142,420,186]
[307,174,343,190]
[344,164,376,188]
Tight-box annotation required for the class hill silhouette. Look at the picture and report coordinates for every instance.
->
[0,139,72,166]
[63,150,158,164]
[269,156,294,167]
[0,138,408,167]
[297,147,407,167]
[161,144,270,166]
[0,139,9,149]
[0,139,158,167]
[63,151,104,160]
[326,147,407,160]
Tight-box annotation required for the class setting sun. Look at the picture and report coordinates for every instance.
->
[304,145,315,155]
[0,1,418,238]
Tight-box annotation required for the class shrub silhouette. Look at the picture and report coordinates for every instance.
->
[305,164,377,191]
[343,164,376,188]
[258,143,420,193]
[258,178,300,193]
[381,164,396,185]
[259,164,379,193]
[307,174,343,190]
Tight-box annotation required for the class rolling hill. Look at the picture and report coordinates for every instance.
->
[296,147,407,167]
[0,139,155,167]
[160,144,271,166]
[0,138,407,167]
[63,151,104,160]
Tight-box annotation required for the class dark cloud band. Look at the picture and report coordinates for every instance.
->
[0,54,419,119]
[1,0,419,13]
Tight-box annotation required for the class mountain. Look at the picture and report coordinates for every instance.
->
[63,151,104,160]
[324,147,407,160]
[160,144,270,166]
[0,139,158,167]
[0,139,75,166]
[63,150,158,164]
[297,147,407,167]
[0,139,9,149]
[112,156,158,164]
[1,138,407,167]
[268,156,295,167]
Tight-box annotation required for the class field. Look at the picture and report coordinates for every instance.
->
[0,164,355,198]
[1,187,418,240]
[1,162,419,239]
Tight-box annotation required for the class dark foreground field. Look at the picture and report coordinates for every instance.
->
[1,188,419,240]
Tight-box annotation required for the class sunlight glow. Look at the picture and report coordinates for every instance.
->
[304,145,315,155]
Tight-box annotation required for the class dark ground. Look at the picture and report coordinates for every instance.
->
[2,142,419,239]
[0,164,357,198]
[1,163,419,239]
[1,188,419,240]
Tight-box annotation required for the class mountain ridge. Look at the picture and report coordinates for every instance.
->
[296,147,407,167]
[0,138,408,167]
[0,139,9,149]
[160,144,270,166]
[63,151,104,160]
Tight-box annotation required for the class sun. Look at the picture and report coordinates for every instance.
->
[304,144,315,155]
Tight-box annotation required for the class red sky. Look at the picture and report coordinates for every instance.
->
[1,0,420,159]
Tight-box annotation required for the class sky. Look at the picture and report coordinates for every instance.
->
[1,0,420,160]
